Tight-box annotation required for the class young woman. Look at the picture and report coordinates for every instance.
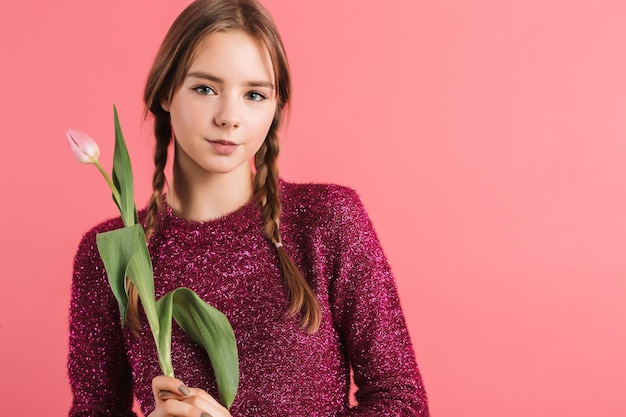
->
[68,0,429,416]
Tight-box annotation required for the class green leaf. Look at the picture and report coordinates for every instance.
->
[95,227,138,326]
[167,288,239,409]
[112,105,138,227]
[96,225,163,367]
[155,292,175,377]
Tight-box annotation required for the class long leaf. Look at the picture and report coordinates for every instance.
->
[95,227,137,325]
[112,105,138,226]
[155,292,175,377]
[96,225,167,374]
[169,288,239,409]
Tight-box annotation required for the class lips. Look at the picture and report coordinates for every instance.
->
[208,139,239,155]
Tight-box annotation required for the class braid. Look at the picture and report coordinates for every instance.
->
[126,108,172,334]
[144,112,171,241]
[254,133,280,241]
[254,124,321,333]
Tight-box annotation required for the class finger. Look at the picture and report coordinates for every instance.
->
[184,387,222,408]
[152,375,192,403]
[157,385,220,406]
[148,398,214,417]
[182,394,231,417]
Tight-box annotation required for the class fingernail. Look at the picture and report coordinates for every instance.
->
[178,383,191,396]
[201,413,213,417]
[158,390,171,398]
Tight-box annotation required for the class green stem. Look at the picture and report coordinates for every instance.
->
[93,160,122,209]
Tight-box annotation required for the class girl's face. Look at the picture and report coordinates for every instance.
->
[162,31,277,181]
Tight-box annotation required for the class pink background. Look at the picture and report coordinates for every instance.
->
[1,0,625,415]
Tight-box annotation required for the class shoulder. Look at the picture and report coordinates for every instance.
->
[73,216,122,269]
[279,179,374,248]
[83,215,125,237]
[74,208,148,262]
[280,179,365,219]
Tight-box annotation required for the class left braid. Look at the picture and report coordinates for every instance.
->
[254,116,321,333]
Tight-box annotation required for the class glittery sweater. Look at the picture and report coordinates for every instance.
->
[68,181,429,416]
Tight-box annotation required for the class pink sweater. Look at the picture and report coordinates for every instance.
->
[68,181,429,416]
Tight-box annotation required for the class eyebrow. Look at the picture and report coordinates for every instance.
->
[187,71,275,90]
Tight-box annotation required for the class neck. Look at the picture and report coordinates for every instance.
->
[167,158,254,222]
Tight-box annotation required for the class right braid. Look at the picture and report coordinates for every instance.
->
[255,121,322,333]
[125,108,172,334]
[144,111,172,242]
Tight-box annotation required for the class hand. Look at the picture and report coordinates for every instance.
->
[148,375,232,417]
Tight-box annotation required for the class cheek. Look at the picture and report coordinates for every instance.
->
[171,101,202,137]
[251,106,277,138]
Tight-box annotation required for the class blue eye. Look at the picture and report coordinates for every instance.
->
[194,85,216,95]
[246,91,267,102]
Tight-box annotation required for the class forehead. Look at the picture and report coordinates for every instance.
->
[188,31,275,83]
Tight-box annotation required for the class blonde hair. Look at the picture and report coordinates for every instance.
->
[127,0,320,334]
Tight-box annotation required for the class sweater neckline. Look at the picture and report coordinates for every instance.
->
[159,194,262,234]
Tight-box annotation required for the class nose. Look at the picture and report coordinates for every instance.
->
[213,95,241,128]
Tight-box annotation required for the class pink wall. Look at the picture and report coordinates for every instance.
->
[1,0,625,415]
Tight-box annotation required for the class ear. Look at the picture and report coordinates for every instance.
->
[160,96,171,112]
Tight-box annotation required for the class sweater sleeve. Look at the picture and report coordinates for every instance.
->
[327,188,429,417]
[68,226,137,417]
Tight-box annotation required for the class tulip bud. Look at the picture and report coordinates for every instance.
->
[66,128,100,164]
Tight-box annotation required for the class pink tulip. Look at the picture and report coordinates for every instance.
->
[66,128,100,164]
